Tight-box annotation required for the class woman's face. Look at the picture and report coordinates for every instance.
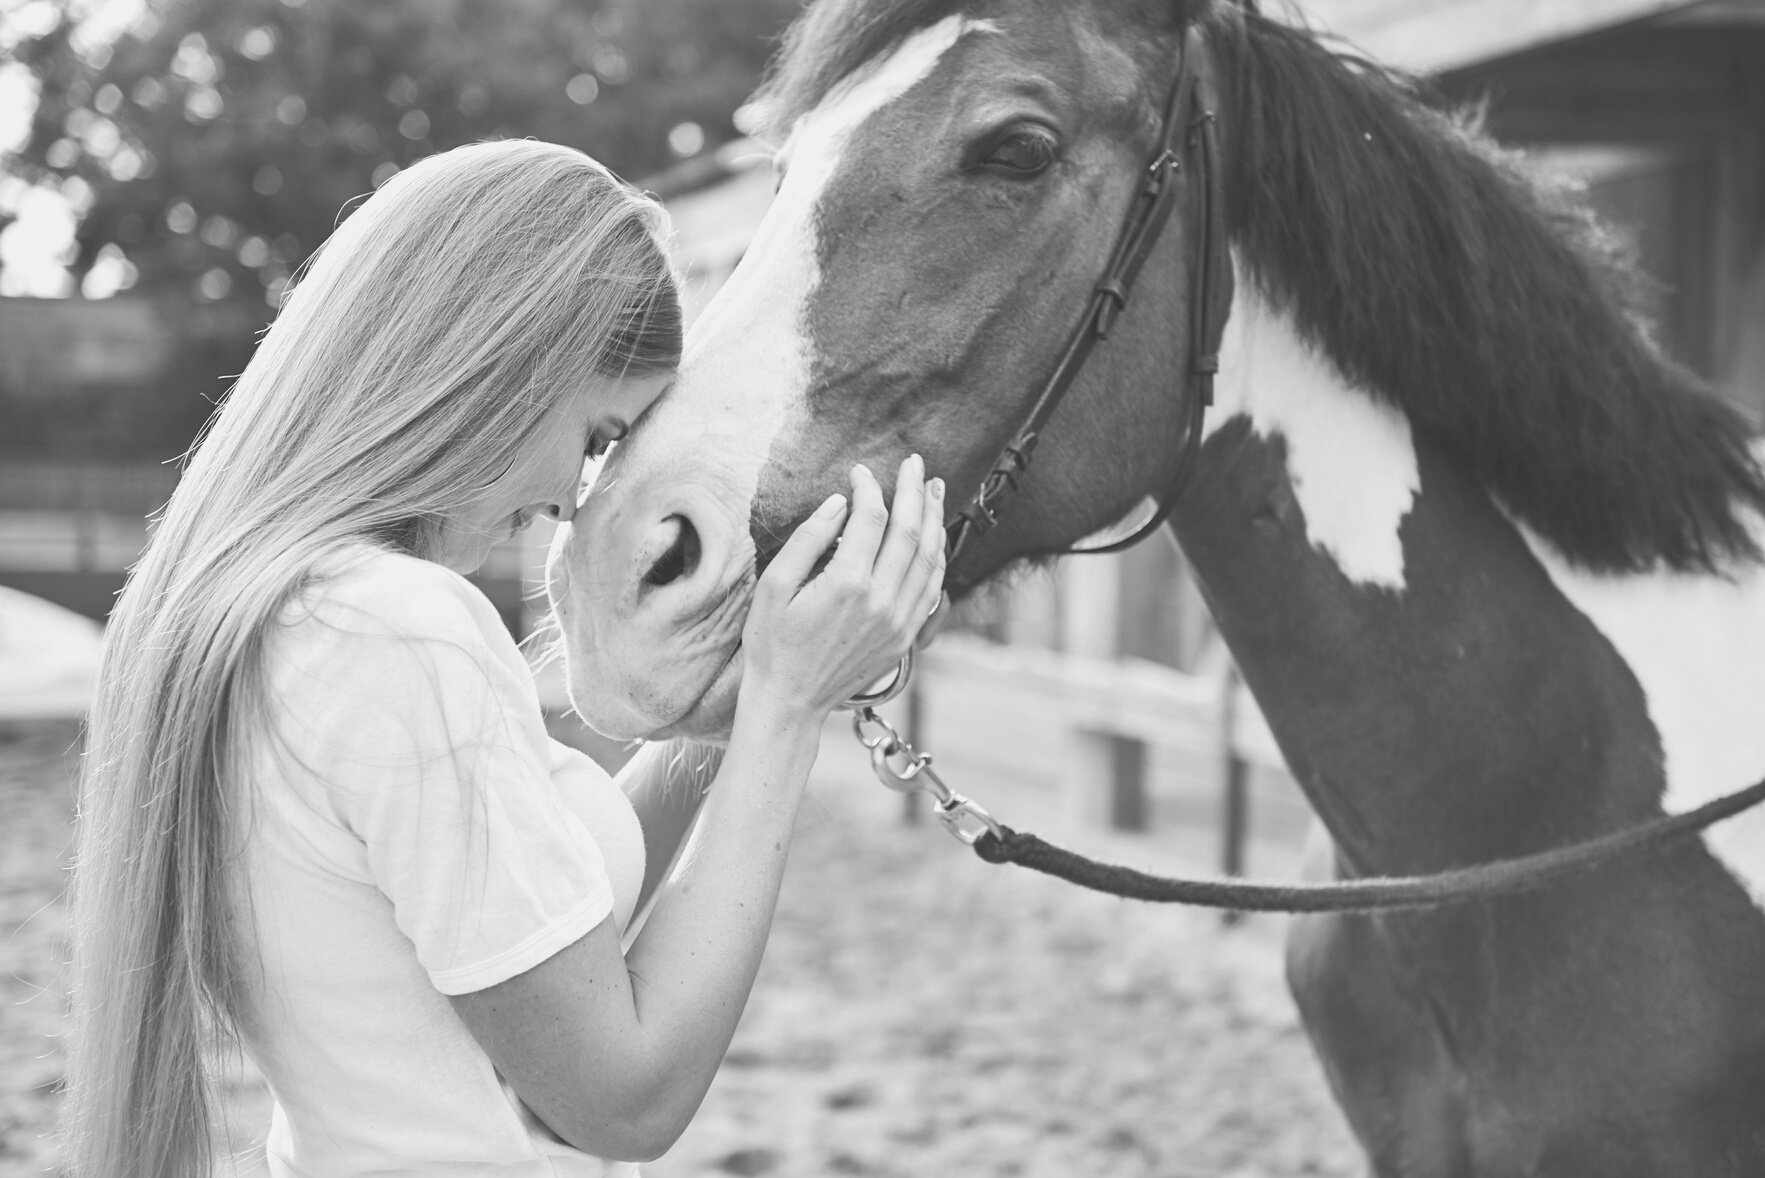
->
[435,369,674,574]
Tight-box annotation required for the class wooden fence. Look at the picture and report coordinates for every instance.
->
[887,633,1310,904]
[0,459,532,626]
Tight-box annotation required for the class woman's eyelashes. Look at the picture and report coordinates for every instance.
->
[567,421,632,512]
[585,419,630,460]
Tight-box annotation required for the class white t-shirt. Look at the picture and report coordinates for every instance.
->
[233,545,645,1177]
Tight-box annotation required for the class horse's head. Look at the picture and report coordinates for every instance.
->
[550,0,1229,739]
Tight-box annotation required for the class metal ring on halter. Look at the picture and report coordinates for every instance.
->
[870,740,937,794]
[842,648,915,710]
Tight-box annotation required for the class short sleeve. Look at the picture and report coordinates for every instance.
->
[266,552,616,996]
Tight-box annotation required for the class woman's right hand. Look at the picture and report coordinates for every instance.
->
[739,455,946,725]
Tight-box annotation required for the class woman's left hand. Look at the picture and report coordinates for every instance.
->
[737,455,947,724]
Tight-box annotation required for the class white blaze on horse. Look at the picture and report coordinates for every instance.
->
[547,0,1765,1172]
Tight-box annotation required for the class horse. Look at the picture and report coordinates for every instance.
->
[545,0,1765,1172]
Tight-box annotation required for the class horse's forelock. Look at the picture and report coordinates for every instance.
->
[749,0,978,138]
[750,0,1222,142]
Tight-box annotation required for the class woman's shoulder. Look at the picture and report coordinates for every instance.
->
[262,543,540,761]
[282,542,507,650]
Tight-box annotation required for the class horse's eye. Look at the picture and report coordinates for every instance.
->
[980,129,1057,176]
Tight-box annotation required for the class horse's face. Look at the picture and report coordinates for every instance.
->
[552,2,1213,739]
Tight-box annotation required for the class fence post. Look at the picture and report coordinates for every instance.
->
[1109,734,1149,831]
[901,674,923,826]
[1219,663,1250,926]
[1059,556,1150,831]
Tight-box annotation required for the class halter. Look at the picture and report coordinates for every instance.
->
[943,25,1232,593]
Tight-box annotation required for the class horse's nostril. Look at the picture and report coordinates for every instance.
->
[643,516,701,588]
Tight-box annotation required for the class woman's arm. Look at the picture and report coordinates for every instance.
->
[614,740,723,918]
[454,702,817,1160]
[450,460,945,1163]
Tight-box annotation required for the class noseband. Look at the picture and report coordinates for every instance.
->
[942,25,1232,593]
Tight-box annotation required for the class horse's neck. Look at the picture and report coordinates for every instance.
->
[1177,289,1765,898]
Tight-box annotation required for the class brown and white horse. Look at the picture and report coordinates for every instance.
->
[547,1,1765,1172]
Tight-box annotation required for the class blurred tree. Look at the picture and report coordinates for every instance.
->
[4,0,797,306]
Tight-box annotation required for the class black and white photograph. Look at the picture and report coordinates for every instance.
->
[3,0,1764,1174]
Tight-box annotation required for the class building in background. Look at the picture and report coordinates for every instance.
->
[1311,0,1765,418]
[0,296,241,619]
[0,296,532,627]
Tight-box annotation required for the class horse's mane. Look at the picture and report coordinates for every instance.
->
[1217,10,1765,573]
[755,0,1765,573]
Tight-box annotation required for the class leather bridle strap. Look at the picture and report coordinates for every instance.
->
[944,26,1227,591]
[1073,43,1231,558]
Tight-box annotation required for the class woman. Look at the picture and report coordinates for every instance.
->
[63,140,945,1177]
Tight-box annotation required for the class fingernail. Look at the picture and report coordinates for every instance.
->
[906,453,922,470]
[820,492,846,514]
[852,463,871,480]
[929,478,945,499]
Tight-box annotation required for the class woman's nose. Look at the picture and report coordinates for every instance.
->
[550,457,603,525]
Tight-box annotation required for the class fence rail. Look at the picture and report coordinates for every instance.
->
[0,459,541,626]
[0,459,182,516]
[906,635,1308,917]
[919,635,1285,773]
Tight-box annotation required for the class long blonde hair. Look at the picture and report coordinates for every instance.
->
[64,140,681,1178]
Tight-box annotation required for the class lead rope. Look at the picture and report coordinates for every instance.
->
[844,699,1765,914]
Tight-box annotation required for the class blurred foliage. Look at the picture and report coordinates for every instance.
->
[4,0,798,305]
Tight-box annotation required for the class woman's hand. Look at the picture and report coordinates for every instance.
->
[740,455,946,724]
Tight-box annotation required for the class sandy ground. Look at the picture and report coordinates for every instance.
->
[1,715,1361,1177]
[0,720,80,1178]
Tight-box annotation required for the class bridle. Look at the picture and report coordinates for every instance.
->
[942,24,1231,594]
[840,23,1765,913]
[846,24,1223,701]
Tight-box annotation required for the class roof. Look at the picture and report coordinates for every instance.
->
[1292,0,1721,73]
